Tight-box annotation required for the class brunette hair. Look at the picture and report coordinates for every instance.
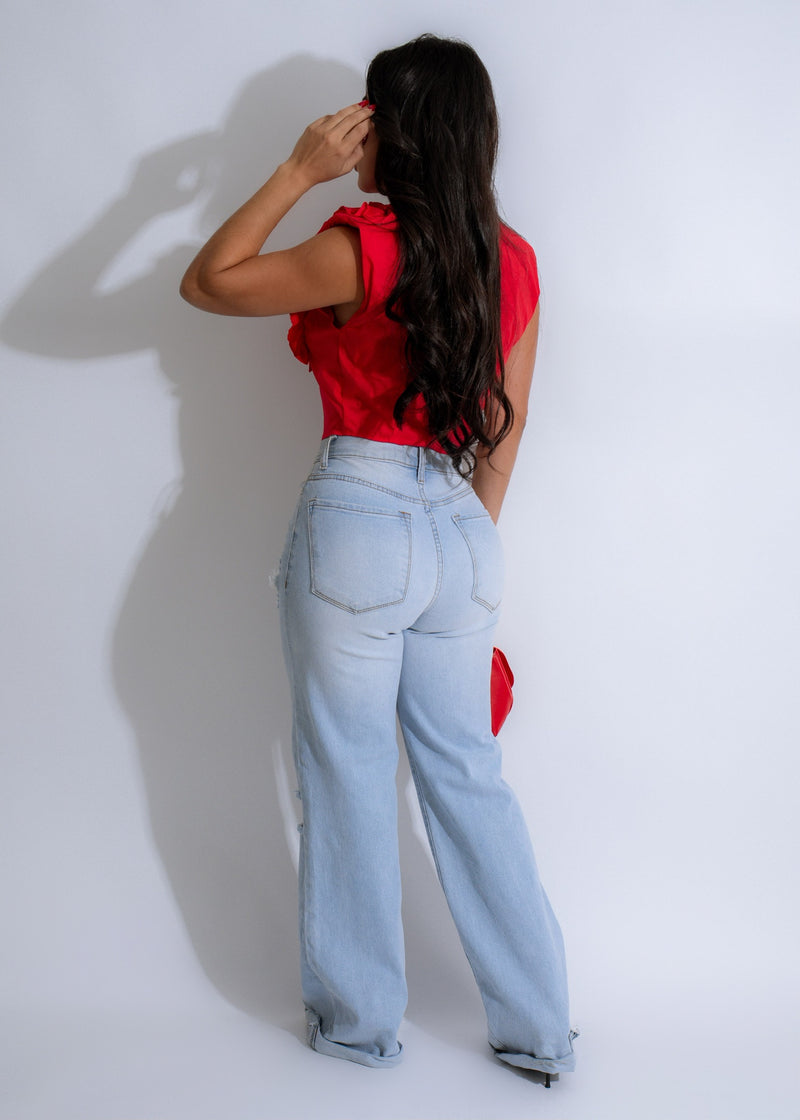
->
[366,34,512,473]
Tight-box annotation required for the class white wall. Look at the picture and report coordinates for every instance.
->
[2,2,799,1118]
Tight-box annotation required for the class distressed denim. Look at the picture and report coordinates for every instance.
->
[277,436,577,1073]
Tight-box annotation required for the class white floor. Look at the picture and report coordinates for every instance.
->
[6,965,798,1120]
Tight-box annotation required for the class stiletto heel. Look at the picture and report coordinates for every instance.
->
[545,1073,551,1088]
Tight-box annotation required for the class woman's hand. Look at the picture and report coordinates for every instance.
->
[285,103,375,190]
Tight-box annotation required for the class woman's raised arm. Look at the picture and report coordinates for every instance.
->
[179,103,374,317]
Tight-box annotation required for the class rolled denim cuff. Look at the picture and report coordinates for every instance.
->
[305,1010,403,1068]
[491,1026,580,1074]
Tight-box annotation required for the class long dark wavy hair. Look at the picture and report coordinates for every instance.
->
[365,37,513,474]
[366,35,513,474]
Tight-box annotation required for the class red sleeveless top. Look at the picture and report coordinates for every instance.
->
[287,202,540,449]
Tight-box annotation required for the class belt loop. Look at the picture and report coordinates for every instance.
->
[320,434,336,470]
[416,446,425,484]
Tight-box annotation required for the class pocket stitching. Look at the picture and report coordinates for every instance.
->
[308,500,412,614]
[452,512,501,612]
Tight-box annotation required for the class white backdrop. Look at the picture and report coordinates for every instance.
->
[2,2,799,1118]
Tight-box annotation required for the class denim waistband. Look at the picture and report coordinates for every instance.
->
[316,435,457,478]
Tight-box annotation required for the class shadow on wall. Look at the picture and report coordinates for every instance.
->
[2,55,482,1038]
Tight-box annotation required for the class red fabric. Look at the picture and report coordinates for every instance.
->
[288,201,540,449]
[490,647,515,736]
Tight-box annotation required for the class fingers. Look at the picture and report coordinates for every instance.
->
[288,103,374,184]
[331,101,375,121]
[337,107,374,161]
[320,104,374,158]
[302,104,372,158]
[324,102,375,137]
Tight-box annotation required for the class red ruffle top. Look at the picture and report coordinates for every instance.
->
[287,201,539,448]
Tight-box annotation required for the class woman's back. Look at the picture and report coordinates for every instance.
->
[288,201,540,451]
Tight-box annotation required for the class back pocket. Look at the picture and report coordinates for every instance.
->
[452,512,504,611]
[308,500,412,613]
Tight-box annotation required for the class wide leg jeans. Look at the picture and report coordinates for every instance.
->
[277,436,577,1073]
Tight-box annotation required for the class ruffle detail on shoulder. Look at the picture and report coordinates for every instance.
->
[287,313,310,364]
[287,202,397,364]
[319,201,397,233]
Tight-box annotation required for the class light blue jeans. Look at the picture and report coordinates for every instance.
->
[277,436,577,1073]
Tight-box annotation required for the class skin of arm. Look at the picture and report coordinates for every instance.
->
[471,302,540,524]
[179,103,374,316]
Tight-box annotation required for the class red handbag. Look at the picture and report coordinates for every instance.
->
[490,647,514,735]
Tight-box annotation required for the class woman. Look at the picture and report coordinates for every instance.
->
[181,34,577,1084]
